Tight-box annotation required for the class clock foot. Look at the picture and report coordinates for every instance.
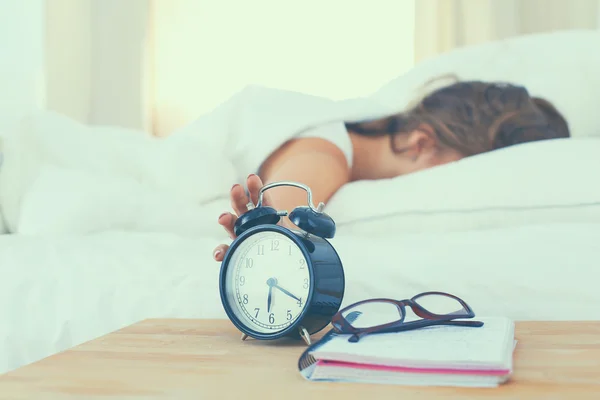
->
[241,333,249,341]
[299,326,312,346]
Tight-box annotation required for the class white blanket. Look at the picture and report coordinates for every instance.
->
[0,85,395,235]
[2,223,600,374]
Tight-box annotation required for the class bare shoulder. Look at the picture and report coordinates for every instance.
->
[257,137,351,208]
[259,137,349,177]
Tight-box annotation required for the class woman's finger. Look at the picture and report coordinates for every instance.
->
[247,174,273,206]
[213,244,230,262]
[230,183,250,216]
[247,174,262,205]
[218,212,238,239]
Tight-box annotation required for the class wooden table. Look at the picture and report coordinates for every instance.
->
[1,319,599,399]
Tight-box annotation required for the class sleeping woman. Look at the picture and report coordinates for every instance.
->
[212,79,570,261]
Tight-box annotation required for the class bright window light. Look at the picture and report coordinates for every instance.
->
[151,0,415,135]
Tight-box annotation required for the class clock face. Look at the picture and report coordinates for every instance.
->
[223,229,311,335]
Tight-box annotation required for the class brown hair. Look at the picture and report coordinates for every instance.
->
[347,79,570,157]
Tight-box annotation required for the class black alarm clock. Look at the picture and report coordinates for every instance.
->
[219,181,345,345]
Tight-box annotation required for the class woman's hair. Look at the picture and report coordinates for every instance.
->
[346,78,570,156]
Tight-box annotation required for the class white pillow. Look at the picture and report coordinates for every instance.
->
[327,138,600,235]
[370,30,600,138]
[0,111,236,233]
[16,165,227,237]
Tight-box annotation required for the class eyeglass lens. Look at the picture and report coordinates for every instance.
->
[413,293,468,316]
[342,301,403,329]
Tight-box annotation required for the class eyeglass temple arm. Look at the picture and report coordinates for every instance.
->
[378,319,484,334]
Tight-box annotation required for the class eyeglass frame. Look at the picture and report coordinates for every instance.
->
[331,291,484,342]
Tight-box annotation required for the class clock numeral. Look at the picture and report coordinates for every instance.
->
[254,308,260,318]
[270,240,279,251]
[297,297,303,308]
[303,278,309,289]
[245,258,254,268]
[288,245,292,256]
[239,276,246,286]
[298,259,305,269]
[286,310,293,321]
[269,313,275,324]
[257,245,265,256]
[242,294,249,304]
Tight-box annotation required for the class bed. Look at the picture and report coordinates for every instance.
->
[2,221,600,375]
[1,30,600,374]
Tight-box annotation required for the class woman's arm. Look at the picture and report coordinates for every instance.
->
[258,137,351,213]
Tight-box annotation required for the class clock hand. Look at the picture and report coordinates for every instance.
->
[267,286,273,313]
[273,284,301,302]
[266,278,276,314]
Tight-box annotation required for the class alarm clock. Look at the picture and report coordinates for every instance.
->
[219,181,345,345]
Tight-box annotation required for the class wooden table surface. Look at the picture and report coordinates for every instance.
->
[1,319,600,399]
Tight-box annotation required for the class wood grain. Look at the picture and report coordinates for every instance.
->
[1,319,600,399]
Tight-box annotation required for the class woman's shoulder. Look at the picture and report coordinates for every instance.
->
[295,121,353,168]
[233,120,353,178]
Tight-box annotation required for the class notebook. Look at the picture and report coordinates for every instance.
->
[298,317,516,388]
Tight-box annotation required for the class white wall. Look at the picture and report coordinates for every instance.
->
[151,0,416,135]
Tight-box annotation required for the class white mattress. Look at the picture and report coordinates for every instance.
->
[2,223,600,374]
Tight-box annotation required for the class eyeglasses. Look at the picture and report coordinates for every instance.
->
[331,291,484,342]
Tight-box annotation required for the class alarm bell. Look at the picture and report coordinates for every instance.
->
[233,181,336,239]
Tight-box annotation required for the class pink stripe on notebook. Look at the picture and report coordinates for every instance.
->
[316,360,510,376]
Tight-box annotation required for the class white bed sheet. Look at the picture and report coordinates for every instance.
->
[2,223,600,374]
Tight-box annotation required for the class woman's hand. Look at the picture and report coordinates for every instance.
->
[212,137,350,262]
[213,174,273,262]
